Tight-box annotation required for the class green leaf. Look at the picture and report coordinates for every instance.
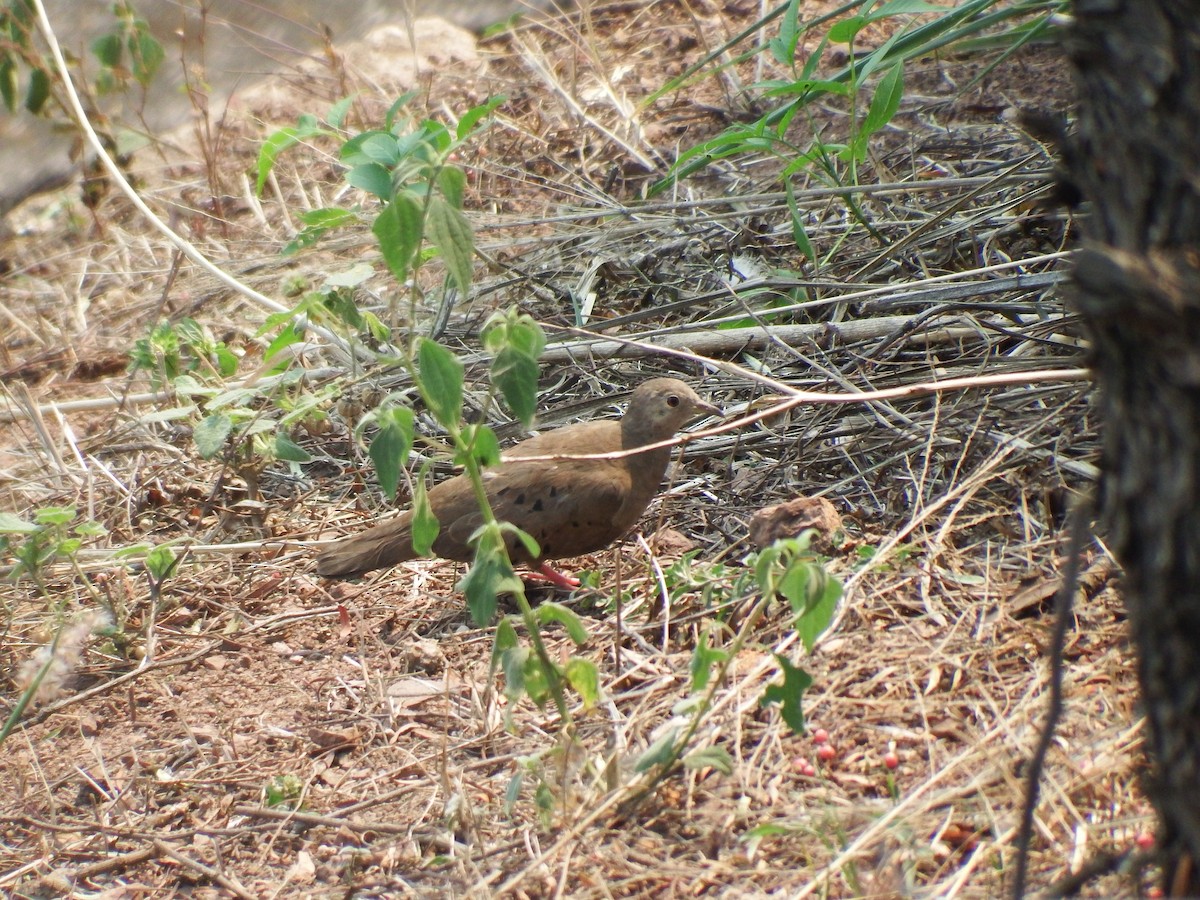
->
[797,577,841,652]
[24,66,48,113]
[426,196,475,296]
[274,433,312,463]
[503,770,524,814]
[760,655,813,735]
[194,413,234,459]
[411,463,440,556]
[683,745,733,775]
[417,338,464,428]
[33,506,75,527]
[0,513,39,534]
[144,544,179,581]
[565,658,601,710]
[437,166,467,210]
[327,95,356,128]
[784,179,816,262]
[501,644,530,700]
[828,16,866,44]
[255,116,323,195]
[368,406,415,499]
[455,95,506,140]
[346,162,394,200]
[459,527,524,626]
[91,32,122,67]
[456,424,501,469]
[536,602,589,645]
[521,651,553,707]
[861,63,904,137]
[689,630,729,692]
[635,726,680,773]
[0,59,16,112]
[283,206,358,254]
[491,348,540,428]
[359,132,401,166]
[373,192,424,284]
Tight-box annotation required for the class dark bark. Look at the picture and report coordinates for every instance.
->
[1067,0,1200,891]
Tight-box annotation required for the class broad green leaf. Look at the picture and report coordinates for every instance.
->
[459,528,524,626]
[24,66,48,113]
[368,405,415,499]
[521,651,552,707]
[144,544,178,581]
[455,424,501,469]
[828,16,866,44]
[635,726,680,773]
[91,32,122,67]
[411,461,440,555]
[565,658,601,710]
[683,745,733,775]
[417,338,464,427]
[437,166,467,210]
[327,95,355,128]
[501,645,530,700]
[491,348,540,427]
[536,602,589,645]
[33,506,76,527]
[274,433,312,463]
[797,578,841,652]
[0,513,39,534]
[359,132,400,166]
[760,655,813,735]
[426,196,475,296]
[373,192,423,284]
[346,162,393,200]
[132,30,164,85]
[194,412,233,459]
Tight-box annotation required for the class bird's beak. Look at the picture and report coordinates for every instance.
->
[692,398,722,421]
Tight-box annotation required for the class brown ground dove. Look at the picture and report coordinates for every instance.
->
[315,378,718,587]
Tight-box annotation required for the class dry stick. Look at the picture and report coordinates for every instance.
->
[1011,496,1094,900]
[27,0,368,366]
[151,839,256,900]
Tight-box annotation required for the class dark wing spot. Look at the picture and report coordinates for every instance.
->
[515,493,526,505]
[550,485,558,497]
[543,543,553,555]
[571,521,580,528]
[532,498,544,512]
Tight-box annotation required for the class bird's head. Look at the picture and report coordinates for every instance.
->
[621,377,720,447]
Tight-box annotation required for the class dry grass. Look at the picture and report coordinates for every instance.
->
[0,2,1151,897]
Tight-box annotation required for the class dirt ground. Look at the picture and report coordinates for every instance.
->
[0,1,1151,897]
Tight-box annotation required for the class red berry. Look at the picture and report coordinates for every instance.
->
[1135,831,1156,851]
[812,728,829,745]
[817,744,836,762]
[884,751,900,770]
[802,762,816,777]
[1146,887,1164,899]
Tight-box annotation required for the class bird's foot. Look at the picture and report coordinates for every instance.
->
[526,562,582,590]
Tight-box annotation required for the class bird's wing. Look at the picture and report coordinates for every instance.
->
[440,459,633,562]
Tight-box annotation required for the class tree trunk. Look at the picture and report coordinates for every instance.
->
[1067,1,1200,891]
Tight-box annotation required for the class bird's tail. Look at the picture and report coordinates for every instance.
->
[314,513,417,578]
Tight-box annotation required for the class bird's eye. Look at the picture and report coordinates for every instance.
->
[666,394,680,408]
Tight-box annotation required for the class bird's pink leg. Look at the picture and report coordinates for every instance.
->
[526,562,581,589]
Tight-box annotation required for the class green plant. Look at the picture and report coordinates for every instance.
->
[0,507,107,596]
[634,531,842,788]
[652,0,1064,260]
